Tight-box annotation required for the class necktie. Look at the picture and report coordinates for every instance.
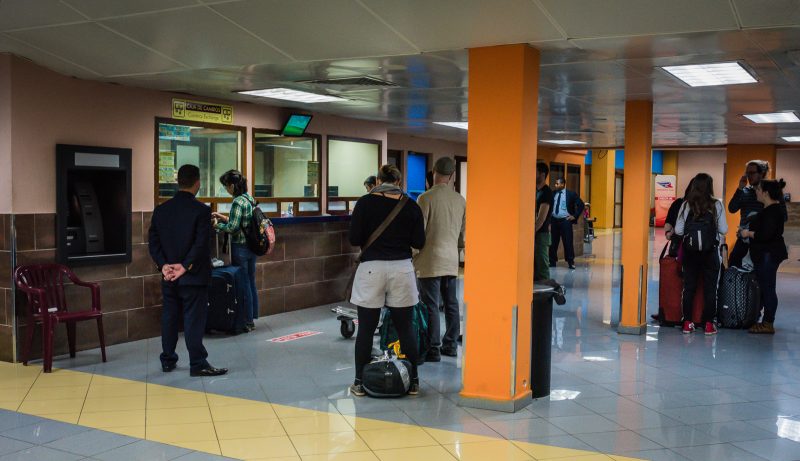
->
[555,192,563,216]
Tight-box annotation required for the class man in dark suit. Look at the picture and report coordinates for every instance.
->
[549,178,585,270]
[148,164,227,377]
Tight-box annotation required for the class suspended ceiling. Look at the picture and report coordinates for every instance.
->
[1,0,800,148]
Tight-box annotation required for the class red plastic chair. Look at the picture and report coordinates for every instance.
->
[14,264,107,372]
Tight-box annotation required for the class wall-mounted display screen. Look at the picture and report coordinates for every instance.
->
[282,114,312,136]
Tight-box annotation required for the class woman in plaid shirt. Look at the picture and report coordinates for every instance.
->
[212,170,258,331]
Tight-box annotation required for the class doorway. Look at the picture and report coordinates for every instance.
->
[455,155,467,199]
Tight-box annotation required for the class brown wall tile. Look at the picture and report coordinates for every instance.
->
[98,277,144,313]
[294,258,324,284]
[258,240,285,263]
[284,278,348,312]
[262,261,294,289]
[142,212,153,243]
[256,264,265,290]
[314,232,342,257]
[0,215,7,251]
[341,233,358,255]
[283,234,314,260]
[323,255,355,281]
[34,214,56,250]
[15,249,56,266]
[0,288,6,326]
[127,244,158,277]
[71,263,128,282]
[276,223,325,235]
[0,251,11,289]
[258,288,284,317]
[143,274,163,307]
[0,325,13,362]
[14,214,35,252]
[127,306,162,341]
[131,212,143,245]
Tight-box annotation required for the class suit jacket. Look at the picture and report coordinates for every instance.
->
[148,191,212,286]
[552,189,585,225]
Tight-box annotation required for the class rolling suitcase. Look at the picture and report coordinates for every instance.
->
[718,266,760,329]
[658,242,704,326]
[207,265,249,334]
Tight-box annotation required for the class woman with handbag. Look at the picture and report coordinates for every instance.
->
[348,164,425,396]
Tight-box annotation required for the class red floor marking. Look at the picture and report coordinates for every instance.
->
[268,331,323,343]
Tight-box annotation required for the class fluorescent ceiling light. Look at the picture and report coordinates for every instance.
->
[743,112,800,124]
[782,136,800,142]
[661,61,757,87]
[237,88,345,103]
[434,122,468,130]
[541,139,586,145]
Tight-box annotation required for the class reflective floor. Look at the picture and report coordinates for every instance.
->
[1,229,799,461]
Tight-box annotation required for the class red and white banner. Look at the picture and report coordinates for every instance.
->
[268,331,322,343]
[654,175,677,227]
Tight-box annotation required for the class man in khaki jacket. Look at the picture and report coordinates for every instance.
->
[414,157,466,361]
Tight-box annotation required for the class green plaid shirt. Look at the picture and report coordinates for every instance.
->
[215,193,254,244]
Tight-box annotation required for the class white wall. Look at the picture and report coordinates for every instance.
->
[677,150,726,197]
[328,139,380,197]
[777,150,800,200]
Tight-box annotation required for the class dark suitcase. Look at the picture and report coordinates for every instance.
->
[658,243,704,326]
[718,266,761,329]
[207,266,248,334]
[362,351,413,397]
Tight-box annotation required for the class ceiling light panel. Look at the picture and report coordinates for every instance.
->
[237,88,346,103]
[782,136,800,142]
[434,122,468,130]
[541,139,586,145]
[661,62,757,87]
[744,112,800,123]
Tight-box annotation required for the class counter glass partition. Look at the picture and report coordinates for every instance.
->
[155,118,245,211]
[327,137,381,214]
[253,130,321,217]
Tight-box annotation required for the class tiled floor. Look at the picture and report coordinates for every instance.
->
[1,229,799,461]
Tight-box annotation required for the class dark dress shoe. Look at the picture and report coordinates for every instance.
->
[162,363,176,372]
[568,264,576,270]
[190,366,228,377]
[440,348,458,357]
[425,348,441,362]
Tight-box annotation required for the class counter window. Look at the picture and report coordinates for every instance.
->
[327,137,381,214]
[156,118,245,209]
[253,130,321,217]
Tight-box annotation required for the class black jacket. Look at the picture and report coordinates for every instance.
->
[551,189,585,225]
[148,191,212,286]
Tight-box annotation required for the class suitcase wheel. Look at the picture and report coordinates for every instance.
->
[340,320,356,339]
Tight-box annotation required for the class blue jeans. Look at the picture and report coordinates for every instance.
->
[754,253,781,323]
[231,243,258,323]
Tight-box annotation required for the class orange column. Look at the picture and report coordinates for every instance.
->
[618,100,653,335]
[725,145,776,247]
[461,44,538,412]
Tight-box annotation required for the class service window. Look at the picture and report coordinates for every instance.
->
[327,137,381,214]
[155,118,245,211]
[252,130,322,217]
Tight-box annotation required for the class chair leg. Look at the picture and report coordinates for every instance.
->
[66,321,76,358]
[21,322,35,366]
[44,321,54,373]
[96,317,107,363]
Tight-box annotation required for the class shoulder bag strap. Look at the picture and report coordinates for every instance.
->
[357,195,409,262]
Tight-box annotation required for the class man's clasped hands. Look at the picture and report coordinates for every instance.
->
[162,263,187,282]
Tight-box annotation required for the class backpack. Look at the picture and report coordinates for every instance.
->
[379,303,430,365]
[681,202,718,252]
[242,197,276,256]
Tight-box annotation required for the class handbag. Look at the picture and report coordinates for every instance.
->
[343,196,409,300]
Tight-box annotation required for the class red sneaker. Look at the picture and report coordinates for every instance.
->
[704,322,718,336]
[682,321,695,334]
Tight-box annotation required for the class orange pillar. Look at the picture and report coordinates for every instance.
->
[618,100,653,335]
[725,145,776,247]
[461,44,538,412]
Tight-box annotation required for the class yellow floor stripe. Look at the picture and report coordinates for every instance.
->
[0,362,645,461]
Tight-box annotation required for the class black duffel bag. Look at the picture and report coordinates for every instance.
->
[362,351,412,398]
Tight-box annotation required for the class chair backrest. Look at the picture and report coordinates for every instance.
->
[15,264,73,316]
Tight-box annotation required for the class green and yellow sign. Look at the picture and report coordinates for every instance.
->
[172,98,233,124]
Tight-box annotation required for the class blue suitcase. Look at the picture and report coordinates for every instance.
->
[207,266,248,334]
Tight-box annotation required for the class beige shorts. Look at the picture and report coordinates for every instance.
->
[350,259,419,308]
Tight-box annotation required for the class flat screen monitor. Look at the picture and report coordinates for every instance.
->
[282,114,312,136]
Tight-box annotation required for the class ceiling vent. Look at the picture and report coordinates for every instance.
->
[298,76,397,87]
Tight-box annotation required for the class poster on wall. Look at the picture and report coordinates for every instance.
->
[172,98,233,124]
[654,174,676,227]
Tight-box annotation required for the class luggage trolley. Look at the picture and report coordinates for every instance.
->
[331,306,358,338]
